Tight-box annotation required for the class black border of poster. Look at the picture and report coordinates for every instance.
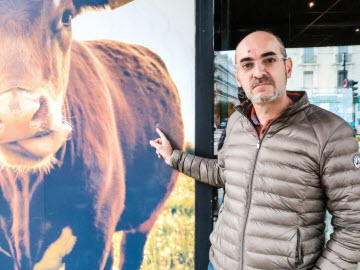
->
[195,0,214,269]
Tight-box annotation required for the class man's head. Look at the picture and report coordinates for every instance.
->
[234,31,292,104]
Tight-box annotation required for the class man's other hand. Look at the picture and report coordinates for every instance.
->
[149,128,173,165]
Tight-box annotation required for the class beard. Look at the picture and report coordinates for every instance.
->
[248,76,286,103]
[249,88,285,103]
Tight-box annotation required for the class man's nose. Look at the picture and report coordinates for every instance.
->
[252,63,267,78]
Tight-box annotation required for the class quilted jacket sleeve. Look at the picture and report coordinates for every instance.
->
[170,150,226,188]
[315,122,360,270]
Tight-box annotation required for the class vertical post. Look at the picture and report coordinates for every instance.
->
[195,0,214,269]
[220,0,230,50]
[342,52,347,81]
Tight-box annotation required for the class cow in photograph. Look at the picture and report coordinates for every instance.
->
[0,0,184,269]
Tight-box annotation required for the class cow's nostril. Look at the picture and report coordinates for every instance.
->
[30,98,48,126]
[0,120,3,129]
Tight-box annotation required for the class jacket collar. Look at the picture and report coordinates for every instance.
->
[234,91,310,119]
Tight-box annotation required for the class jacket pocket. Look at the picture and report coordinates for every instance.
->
[295,228,304,268]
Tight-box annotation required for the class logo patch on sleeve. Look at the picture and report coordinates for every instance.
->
[354,155,360,169]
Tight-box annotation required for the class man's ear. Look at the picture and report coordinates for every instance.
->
[286,57,293,78]
[73,0,133,10]
[234,69,242,88]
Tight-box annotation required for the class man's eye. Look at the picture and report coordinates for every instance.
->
[264,57,277,64]
[242,62,253,69]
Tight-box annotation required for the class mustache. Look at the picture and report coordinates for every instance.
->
[251,77,275,88]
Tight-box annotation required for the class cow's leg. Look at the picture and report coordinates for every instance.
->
[34,157,114,270]
[104,249,114,270]
[63,234,107,269]
[117,161,178,270]
[118,231,148,270]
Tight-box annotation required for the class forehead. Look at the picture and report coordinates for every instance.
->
[236,33,282,62]
[0,0,43,33]
[0,0,73,18]
[0,0,74,34]
[0,0,43,16]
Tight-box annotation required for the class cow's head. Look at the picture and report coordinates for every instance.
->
[0,0,132,172]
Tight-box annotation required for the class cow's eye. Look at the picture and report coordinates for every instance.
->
[61,10,72,27]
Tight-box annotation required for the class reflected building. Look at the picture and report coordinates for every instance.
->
[287,45,360,132]
[214,52,239,127]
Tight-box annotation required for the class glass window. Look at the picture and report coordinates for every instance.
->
[337,46,350,63]
[339,46,349,54]
[303,47,315,63]
[214,52,238,155]
[303,71,314,89]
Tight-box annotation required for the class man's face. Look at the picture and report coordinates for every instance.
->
[234,32,292,104]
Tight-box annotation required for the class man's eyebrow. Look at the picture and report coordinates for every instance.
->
[261,51,277,58]
[238,51,277,63]
[239,57,253,63]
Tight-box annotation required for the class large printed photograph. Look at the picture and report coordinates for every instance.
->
[0,0,195,269]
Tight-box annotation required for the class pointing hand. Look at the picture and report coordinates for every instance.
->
[149,128,173,165]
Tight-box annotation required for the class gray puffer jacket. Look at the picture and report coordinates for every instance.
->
[171,92,360,270]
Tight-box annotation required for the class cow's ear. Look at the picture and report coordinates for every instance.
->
[108,0,134,9]
[73,0,133,10]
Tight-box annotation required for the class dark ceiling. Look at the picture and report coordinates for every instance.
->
[214,0,360,50]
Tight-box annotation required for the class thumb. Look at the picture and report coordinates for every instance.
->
[149,139,161,149]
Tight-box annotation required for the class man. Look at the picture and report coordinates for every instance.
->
[150,31,360,269]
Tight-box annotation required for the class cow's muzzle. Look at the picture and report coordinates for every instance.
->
[0,88,46,142]
[0,88,71,165]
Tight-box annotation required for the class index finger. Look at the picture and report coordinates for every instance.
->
[156,128,167,141]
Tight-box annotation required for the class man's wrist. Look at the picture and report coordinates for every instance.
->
[169,149,181,168]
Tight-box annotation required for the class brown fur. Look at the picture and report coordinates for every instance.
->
[0,1,183,268]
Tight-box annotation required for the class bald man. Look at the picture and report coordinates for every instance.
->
[150,31,360,270]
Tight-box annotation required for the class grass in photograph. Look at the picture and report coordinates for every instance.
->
[112,173,195,270]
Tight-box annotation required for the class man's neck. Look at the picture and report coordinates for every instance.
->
[252,95,293,126]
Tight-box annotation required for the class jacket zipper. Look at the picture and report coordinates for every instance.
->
[240,138,261,270]
[240,118,279,270]
[235,97,308,269]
